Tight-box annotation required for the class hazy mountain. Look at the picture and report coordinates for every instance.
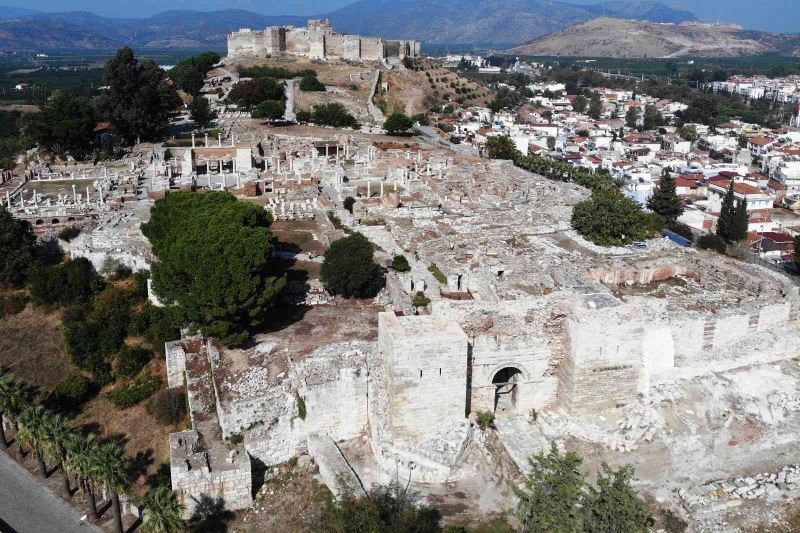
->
[0,6,41,18]
[326,0,698,46]
[585,1,697,23]
[508,17,800,58]
[0,1,699,51]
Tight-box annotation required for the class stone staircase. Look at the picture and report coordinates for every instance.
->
[494,416,552,474]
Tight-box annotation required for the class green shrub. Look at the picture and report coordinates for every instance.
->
[412,291,431,308]
[229,433,244,445]
[476,410,495,429]
[106,374,162,408]
[383,112,414,134]
[114,346,152,378]
[308,102,359,129]
[57,226,81,242]
[697,234,726,253]
[666,221,695,242]
[29,258,103,307]
[101,258,132,280]
[50,374,97,409]
[147,387,187,425]
[343,196,355,214]
[296,394,306,420]
[428,264,447,285]
[659,509,688,533]
[252,99,285,120]
[299,72,326,92]
[391,255,410,272]
[0,294,26,318]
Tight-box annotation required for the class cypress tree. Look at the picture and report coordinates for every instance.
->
[647,169,683,223]
[716,183,736,243]
[732,198,749,242]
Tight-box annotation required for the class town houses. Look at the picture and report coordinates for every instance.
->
[439,65,800,265]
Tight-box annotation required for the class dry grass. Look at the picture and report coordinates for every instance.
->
[75,359,182,496]
[0,304,73,392]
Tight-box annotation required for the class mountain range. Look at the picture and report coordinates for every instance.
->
[0,0,699,50]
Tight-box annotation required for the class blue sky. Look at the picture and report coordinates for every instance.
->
[9,0,800,33]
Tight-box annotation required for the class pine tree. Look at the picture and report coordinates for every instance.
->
[514,443,585,533]
[732,198,749,242]
[582,464,654,533]
[716,183,736,244]
[647,169,683,223]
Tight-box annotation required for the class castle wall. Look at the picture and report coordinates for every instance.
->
[469,336,557,415]
[361,38,385,60]
[377,313,469,440]
[169,431,252,517]
[558,319,643,416]
[234,363,368,466]
[227,20,419,61]
[557,295,800,416]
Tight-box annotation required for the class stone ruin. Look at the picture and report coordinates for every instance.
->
[227,19,420,62]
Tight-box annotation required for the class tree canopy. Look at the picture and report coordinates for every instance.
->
[23,91,96,159]
[228,78,284,109]
[0,206,36,288]
[320,482,441,533]
[716,183,748,244]
[100,47,180,144]
[190,96,217,129]
[572,189,654,246]
[252,99,286,120]
[515,443,585,533]
[515,444,653,533]
[486,135,520,160]
[141,192,286,346]
[647,169,683,223]
[299,103,359,129]
[383,112,414,135]
[168,52,220,96]
[321,232,384,298]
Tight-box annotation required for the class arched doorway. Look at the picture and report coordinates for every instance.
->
[492,367,523,414]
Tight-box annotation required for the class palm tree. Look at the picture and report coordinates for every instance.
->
[141,486,185,533]
[0,373,12,448]
[16,405,51,476]
[41,414,75,498]
[93,441,128,533]
[0,373,31,451]
[66,433,100,521]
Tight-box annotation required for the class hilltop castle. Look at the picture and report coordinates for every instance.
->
[227,19,420,62]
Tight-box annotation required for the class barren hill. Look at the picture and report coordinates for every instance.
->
[508,18,800,58]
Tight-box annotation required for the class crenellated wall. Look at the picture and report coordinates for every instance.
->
[228,20,419,61]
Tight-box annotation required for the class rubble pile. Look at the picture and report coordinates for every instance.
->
[678,465,800,514]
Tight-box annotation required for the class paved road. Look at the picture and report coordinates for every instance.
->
[0,451,99,533]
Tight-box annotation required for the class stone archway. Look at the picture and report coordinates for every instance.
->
[492,367,523,414]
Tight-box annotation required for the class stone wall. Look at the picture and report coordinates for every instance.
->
[169,431,252,516]
[227,20,419,61]
[377,312,469,440]
[558,294,800,415]
[165,340,188,388]
[469,335,557,415]
[558,318,643,415]
[307,433,365,498]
